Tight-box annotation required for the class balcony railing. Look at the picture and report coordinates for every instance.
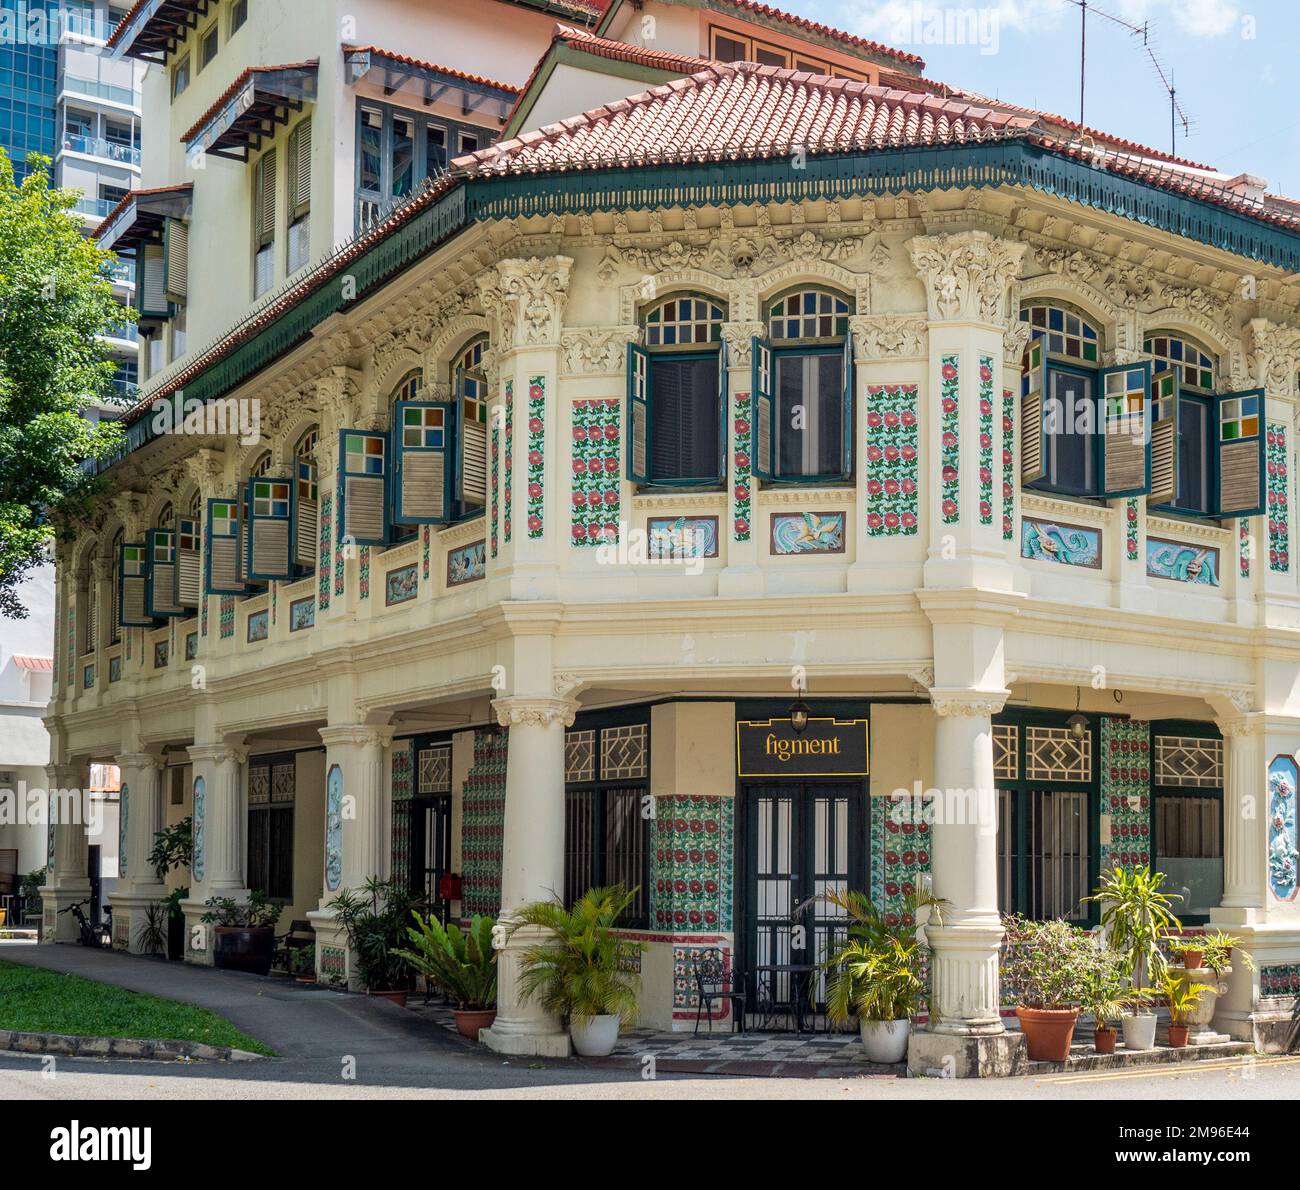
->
[73,196,117,219]
[63,75,140,108]
[61,134,141,167]
[103,322,138,343]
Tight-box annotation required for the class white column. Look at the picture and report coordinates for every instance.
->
[481,695,574,1057]
[318,725,394,896]
[111,752,167,954]
[183,743,247,963]
[42,762,90,943]
[924,692,1007,1036]
[1216,717,1266,914]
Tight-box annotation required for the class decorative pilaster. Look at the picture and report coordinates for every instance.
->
[1215,716,1266,914]
[110,752,167,954]
[183,742,247,964]
[481,691,577,1057]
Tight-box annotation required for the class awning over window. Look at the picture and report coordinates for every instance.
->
[107,0,209,63]
[95,184,193,252]
[182,62,319,161]
[342,45,518,124]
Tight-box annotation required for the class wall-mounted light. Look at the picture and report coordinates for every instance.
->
[1066,687,1088,741]
[789,680,811,736]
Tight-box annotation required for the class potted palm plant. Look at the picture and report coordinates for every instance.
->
[1001,914,1094,1061]
[397,912,497,1038]
[813,889,945,1063]
[201,891,282,975]
[1084,865,1182,1052]
[1079,942,1146,1054]
[507,884,644,1057]
[327,877,428,1004]
[1158,971,1210,1047]
[1166,936,1205,970]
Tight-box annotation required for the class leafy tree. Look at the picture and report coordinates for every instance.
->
[0,150,133,617]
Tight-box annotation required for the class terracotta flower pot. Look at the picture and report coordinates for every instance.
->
[368,989,408,1007]
[1016,1005,1080,1062]
[1180,950,1204,970]
[453,1007,497,1040]
[1167,1024,1190,1048]
[1093,1026,1118,1055]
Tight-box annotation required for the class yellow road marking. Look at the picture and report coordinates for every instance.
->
[1043,1054,1300,1085]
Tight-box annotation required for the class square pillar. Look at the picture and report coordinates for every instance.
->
[41,762,90,943]
[109,751,167,954]
[183,742,248,965]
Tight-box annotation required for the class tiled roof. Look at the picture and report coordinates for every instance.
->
[93,183,193,239]
[342,46,520,95]
[511,0,605,16]
[463,63,1034,175]
[106,0,202,52]
[598,0,924,68]
[180,61,320,145]
[12,656,53,671]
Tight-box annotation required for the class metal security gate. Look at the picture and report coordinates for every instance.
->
[410,796,452,907]
[998,789,1091,921]
[743,781,864,1025]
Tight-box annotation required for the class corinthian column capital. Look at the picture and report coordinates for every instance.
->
[479,256,574,350]
[908,230,1027,325]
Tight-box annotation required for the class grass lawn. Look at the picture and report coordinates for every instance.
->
[0,960,274,1055]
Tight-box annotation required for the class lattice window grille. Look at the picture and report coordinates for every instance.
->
[271,763,295,804]
[601,723,648,781]
[418,746,452,794]
[1024,726,1092,783]
[1155,736,1224,789]
[566,730,595,783]
[248,767,270,806]
[993,724,1019,782]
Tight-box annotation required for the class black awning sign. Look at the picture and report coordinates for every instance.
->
[736,717,869,778]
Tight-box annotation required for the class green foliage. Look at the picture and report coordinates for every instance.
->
[139,903,168,957]
[327,876,429,992]
[1083,865,1182,993]
[1198,929,1256,974]
[1157,970,1210,1027]
[813,889,946,1024]
[396,913,497,1010]
[19,867,45,901]
[200,889,282,930]
[0,151,134,614]
[1001,914,1097,1009]
[508,885,644,1025]
[1078,940,1148,1029]
[162,886,188,918]
[290,945,315,977]
[149,817,193,881]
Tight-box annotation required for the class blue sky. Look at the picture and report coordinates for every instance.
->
[779,0,1300,196]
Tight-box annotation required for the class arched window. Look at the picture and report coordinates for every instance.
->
[294,427,320,569]
[453,339,489,512]
[752,287,854,483]
[110,530,123,645]
[1144,333,1214,392]
[1021,303,1100,364]
[389,374,424,542]
[241,452,274,584]
[628,295,728,488]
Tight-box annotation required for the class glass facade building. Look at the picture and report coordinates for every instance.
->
[0,0,59,177]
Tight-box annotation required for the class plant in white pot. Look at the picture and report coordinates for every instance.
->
[508,884,644,1057]
[813,889,945,1064]
[1084,865,1182,1052]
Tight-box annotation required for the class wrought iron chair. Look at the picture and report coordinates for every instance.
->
[693,955,746,1036]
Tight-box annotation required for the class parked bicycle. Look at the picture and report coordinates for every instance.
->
[57,899,112,949]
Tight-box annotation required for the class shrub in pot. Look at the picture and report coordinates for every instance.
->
[1158,971,1210,1047]
[291,943,317,983]
[813,889,945,1064]
[1079,944,1147,1055]
[201,891,282,975]
[508,884,644,1057]
[397,912,497,1039]
[1166,937,1205,970]
[327,877,429,1004]
[1084,865,1182,1052]
[1001,914,1095,1061]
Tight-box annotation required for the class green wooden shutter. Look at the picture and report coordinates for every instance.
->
[256,148,277,247]
[288,117,311,217]
[392,402,452,524]
[716,338,729,485]
[119,542,152,627]
[627,343,650,485]
[841,334,855,481]
[294,458,318,569]
[1148,370,1179,506]
[1020,338,1045,484]
[338,429,389,544]
[147,529,183,618]
[164,219,188,301]
[138,244,169,317]
[1100,362,1151,497]
[1214,390,1266,518]
[205,498,248,595]
[246,476,295,580]
[175,517,201,608]
[751,337,773,481]
[455,369,488,507]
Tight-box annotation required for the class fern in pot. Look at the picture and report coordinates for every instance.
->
[507,885,644,1057]
[397,913,498,1039]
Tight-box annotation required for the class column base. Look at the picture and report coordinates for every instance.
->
[481,1022,573,1058]
[40,883,91,944]
[306,909,348,989]
[907,1027,1027,1079]
[107,890,167,955]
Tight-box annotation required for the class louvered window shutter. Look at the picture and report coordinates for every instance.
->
[1214,390,1266,518]
[455,370,488,508]
[147,528,183,617]
[85,583,98,651]
[294,459,319,569]
[246,476,295,580]
[119,542,152,627]
[627,344,651,485]
[751,337,774,481]
[717,338,729,485]
[1148,370,1179,506]
[841,334,855,481]
[289,118,311,216]
[164,219,188,301]
[175,518,202,608]
[338,429,390,544]
[392,404,452,524]
[256,149,277,247]
[1100,362,1151,498]
[205,498,248,595]
[1020,339,1046,484]
[138,244,169,317]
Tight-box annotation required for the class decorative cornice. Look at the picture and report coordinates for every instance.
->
[929,688,1010,717]
[850,313,928,359]
[908,231,1026,324]
[561,326,637,375]
[756,487,856,507]
[479,256,573,350]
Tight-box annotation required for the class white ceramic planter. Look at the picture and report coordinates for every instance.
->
[570,1014,621,1057]
[1122,1013,1158,1051]
[860,1018,911,1064]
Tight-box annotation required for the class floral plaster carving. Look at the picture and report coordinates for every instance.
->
[562,327,638,375]
[851,314,928,359]
[908,231,1027,324]
[478,256,573,349]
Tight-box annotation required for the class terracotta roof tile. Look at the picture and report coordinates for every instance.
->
[12,656,53,671]
[342,45,519,95]
[180,61,320,145]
